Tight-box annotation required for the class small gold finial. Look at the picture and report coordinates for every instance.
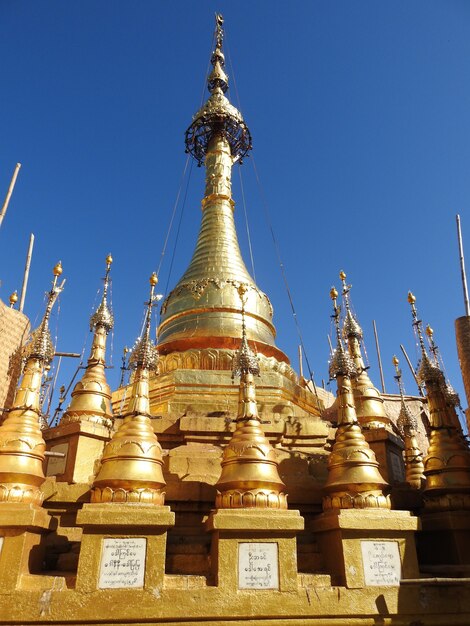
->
[9,291,18,307]
[106,253,113,266]
[426,324,433,338]
[330,286,338,301]
[339,270,346,282]
[150,272,158,287]
[392,355,399,368]
[53,261,63,277]
[408,291,416,304]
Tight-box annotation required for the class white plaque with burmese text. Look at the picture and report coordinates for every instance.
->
[361,540,401,586]
[98,538,146,589]
[238,542,279,590]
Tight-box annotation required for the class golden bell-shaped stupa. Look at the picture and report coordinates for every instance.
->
[323,287,390,510]
[393,356,425,489]
[339,271,391,429]
[408,293,470,511]
[158,15,287,365]
[215,286,287,509]
[91,273,166,505]
[0,263,64,505]
[61,255,114,428]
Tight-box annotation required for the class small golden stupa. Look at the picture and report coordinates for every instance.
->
[215,285,287,509]
[339,270,391,429]
[408,292,470,511]
[323,286,390,510]
[91,273,166,504]
[61,254,114,428]
[393,355,425,489]
[0,263,64,505]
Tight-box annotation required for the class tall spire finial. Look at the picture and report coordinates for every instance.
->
[393,355,425,489]
[232,284,260,379]
[129,272,160,372]
[215,284,287,509]
[339,270,390,430]
[61,256,114,429]
[22,261,65,364]
[407,293,470,511]
[89,254,114,333]
[323,287,390,511]
[0,263,65,505]
[185,15,252,165]
[91,273,166,505]
[408,292,441,387]
[339,270,363,340]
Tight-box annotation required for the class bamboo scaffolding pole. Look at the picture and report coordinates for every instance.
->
[0,163,21,230]
[457,214,470,317]
[372,319,386,393]
[19,233,34,313]
[400,343,424,397]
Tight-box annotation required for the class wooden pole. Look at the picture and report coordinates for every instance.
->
[456,214,470,317]
[400,343,424,397]
[0,163,21,230]
[372,320,386,393]
[19,233,34,313]
[298,344,303,378]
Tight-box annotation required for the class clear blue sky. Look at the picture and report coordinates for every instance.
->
[1,1,469,421]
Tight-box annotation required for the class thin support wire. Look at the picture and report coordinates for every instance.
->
[156,155,190,279]
[164,159,194,297]
[238,166,256,281]
[251,157,319,403]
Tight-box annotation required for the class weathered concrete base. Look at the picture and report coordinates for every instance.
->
[363,427,405,484]
[0,504,54,590]
[76,503,175,592]
[44,420,112,484]
[310,508,420,588]
[205,508,304,590]
[418,509,470,566]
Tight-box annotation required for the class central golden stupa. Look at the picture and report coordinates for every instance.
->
[2,13,470,626]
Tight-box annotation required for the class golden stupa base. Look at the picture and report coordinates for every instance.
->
[75,502,175,592]
[205,508,304,590]
[0,503,54,590]
[418,509,470,568]
[310,508,420,588]
[44,419,112,484]
[363,427,406,484]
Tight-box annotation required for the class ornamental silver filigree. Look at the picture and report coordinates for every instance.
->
[342,310,363,340]
[90,299,114,333]
[329,344,357,380]
[128,336,159,372]
[232,334,260,378]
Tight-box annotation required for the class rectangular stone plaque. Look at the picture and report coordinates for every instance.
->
[98,538,146,589]
[46,443,69,476]
[361,540,401,586]
[238,542,279,590]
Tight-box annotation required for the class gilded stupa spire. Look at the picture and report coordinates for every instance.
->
[323,287,390,510]
[215,285,287,509]
[0,263,64,505]
[339,270,390,430]
[158,15,287,365]
[392,355,425,489]
[61,255,114,428]
[91,273,165,505]
[408,292,470,511]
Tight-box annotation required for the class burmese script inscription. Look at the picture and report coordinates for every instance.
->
[238,542,279,590]
[361,540,401,586]
[98,538,146,588]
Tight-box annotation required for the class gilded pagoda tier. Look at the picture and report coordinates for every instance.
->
[158,136,288,364]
